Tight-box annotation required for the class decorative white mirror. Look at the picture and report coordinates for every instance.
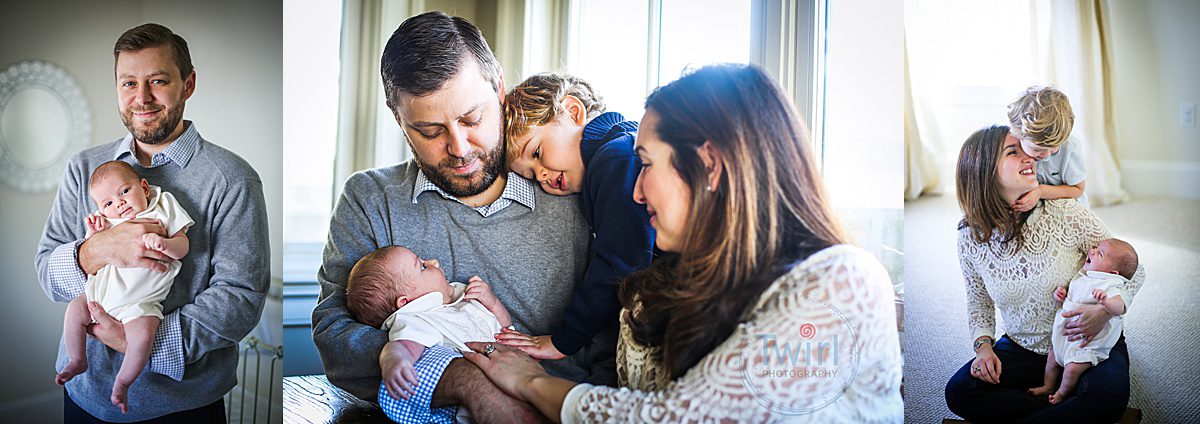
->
[0,60,91,193]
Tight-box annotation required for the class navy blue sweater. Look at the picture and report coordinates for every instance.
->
[552,111,656,354]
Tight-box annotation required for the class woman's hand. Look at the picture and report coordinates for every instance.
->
[461,341,546,402]
[1061,303,1110,347]
[494,328,566,360]
[971,342,1002,384]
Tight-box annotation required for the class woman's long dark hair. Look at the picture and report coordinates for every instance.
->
[955,125,1032,248]
[618,64,848,379]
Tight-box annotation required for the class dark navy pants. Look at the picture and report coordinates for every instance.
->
[944,335,1129,423]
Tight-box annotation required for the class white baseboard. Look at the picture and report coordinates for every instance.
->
[1120,159,1200,199]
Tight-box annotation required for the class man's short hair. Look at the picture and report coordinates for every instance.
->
[1006,86,1074,148]
[114,23,194,78]
[380,11,501,109]
[89,161,141,188]
[1106,238,1139,280]
[346,246,411,328]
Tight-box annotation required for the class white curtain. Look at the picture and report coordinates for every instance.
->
[1029,0,1128,206]
[904,41,942,201]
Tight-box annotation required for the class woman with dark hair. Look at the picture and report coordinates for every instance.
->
[460,64,903,422]
[944,125,1144,422]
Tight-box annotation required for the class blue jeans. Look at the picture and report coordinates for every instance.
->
[944,334,1129,423]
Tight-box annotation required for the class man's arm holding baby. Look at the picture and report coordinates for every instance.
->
[36,158,169,303]
[86,177,267,381]
[316,174,538,422]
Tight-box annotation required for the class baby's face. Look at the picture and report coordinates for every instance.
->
[392,247,454,304]
[90,175,150,219]
[1084,240,1124,274]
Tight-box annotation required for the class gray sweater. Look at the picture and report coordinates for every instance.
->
[35,125,269,422]
[313,161,595,400]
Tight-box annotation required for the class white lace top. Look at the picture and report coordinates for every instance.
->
[958,199,1146,354]
[562,245,903,423]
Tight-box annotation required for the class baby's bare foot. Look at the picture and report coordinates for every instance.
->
[1027,385,1055,397]
[112,381,130,413]
[55,360,87,385]
[1049,390,1071,404]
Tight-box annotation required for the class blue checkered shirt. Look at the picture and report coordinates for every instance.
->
[377,345,463,423]
[44,123,202,381]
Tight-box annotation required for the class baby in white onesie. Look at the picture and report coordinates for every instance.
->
[1029,238,1138,404]
[54,160,193,414]
[345,245,514,404]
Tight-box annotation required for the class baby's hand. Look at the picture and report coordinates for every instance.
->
[1092,289,1107,302]
[380,342,420,400]
[495,328,566,360]
[463,276,499,308]
[85,214,108,235]
[1053,287,1067,302]
[142,233,165,252]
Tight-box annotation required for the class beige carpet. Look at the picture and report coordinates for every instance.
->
[901,193,1200,423]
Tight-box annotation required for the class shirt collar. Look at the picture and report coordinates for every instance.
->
[395,282,467,313]
[582,111,631,142]
[411,169,537,216]
[113,120,201,169]
[1082,270,1130,284]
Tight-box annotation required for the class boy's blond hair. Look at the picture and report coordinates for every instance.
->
[1007,86,1075,148]
[503,73,606,165]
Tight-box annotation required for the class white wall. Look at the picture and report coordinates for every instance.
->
[0,0,282,420]
[1107,0,1200,199]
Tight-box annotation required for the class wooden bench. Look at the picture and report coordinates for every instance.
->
[283,375,392,424]
[943,407,1141,424]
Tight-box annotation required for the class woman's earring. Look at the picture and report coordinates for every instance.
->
[705,185,713,193]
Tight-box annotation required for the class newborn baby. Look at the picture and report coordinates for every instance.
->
[55,160,193,414]
[345,245,514,421]
[1029,238,1138,404]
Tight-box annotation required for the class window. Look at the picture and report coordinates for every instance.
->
[282,0,341,292]
[565,0,752,119]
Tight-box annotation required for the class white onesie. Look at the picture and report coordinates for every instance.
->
[85,186,194,324]
[380,282,503,351]
[1051,270,1128,366]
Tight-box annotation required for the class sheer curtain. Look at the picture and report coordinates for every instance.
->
[904,42,942,201]
[1029,0,1127,206]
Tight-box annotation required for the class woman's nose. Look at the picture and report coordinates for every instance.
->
[632,175,646,205]
[426,258,440,269]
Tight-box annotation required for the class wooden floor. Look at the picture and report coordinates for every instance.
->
[283,375,392,424]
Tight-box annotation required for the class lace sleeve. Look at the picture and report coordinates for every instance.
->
[958,230,996,344]
[567,246,903,423]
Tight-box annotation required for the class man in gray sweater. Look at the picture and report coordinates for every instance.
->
[35,24,269,421]
[312,11,606,422]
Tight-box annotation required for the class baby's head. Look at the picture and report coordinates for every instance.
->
[1007,86,1075,160]
[1084,238,1138,280]
[503,73,606,195]
[89,160,151,219]
[345,245,454,328]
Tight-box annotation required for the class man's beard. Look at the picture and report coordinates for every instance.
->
[121,100,185,145]
[416,132,507,198]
